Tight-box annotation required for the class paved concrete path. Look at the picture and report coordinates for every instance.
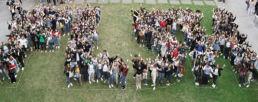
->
[216,0,258,53]
[0,0,37,42]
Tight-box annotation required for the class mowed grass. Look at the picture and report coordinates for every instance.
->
[0,3,257,102]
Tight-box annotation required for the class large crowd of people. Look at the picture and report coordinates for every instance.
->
[131,7,258,89]
[212,8,257,88]
[1,0,257,91]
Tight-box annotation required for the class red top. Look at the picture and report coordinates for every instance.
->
[122,65,129,76]
[52,31,61,38]
[160,20,166,29]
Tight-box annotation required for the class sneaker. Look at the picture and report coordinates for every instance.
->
[70,83,73,86]
[45,51,47,53]
[96,80,99,83]
[166,83,170,86]
[15,75,17,78]
[101,77,103,81]
[151,84,154,87]
[238,84,241,87]
[246,84,250,88]
[68,84,71,88]
[195,82,199,86]
[97,46,98,50]
[41,51,43,53]
[109,85,111,88]
[22,67,24,71]
[212,84,216,88]
[153,87,156,91]
[191,68,194,72]
[89,81,92,84]
[144,83,148,86]
[111,84,114,87]
[2,77,5,81]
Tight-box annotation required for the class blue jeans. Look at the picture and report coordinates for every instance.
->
[166,74,172,83]
[40,0,44,3]
[121,74,126,87]
[66,76,71,85]
[64,23,70,34]
[151,45,156,53]
[112,72,118,85]
[96,69,102,79]
[158,72,165,84]
[54,37,60,47]
[49,41,54,50]
[1,68,9,79]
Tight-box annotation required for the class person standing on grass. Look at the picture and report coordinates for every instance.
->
[88,61,95,84]
[36,32,46,53]
[65,64,73,88]
[132,55,140,78]
[74,65,82,86]
[165,63,174,86]
[203,63,213,85]
[141,60,148,86]
[158,62,166,85]
[212,64,225,88]
[96,60,102,83]
[238,64,246,87]
[121,63,128,90]
[0,61,10,81]
[8,63,16,83]
[102,61,109,84]
[151,64,158,90]
[81,62,88,82]
[135,66,143,90]
[246,63,255,88]
[111,61,119,88]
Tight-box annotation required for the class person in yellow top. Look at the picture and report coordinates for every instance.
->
[74,65,82,86]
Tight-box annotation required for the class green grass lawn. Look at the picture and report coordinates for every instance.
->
[0,3,257,102]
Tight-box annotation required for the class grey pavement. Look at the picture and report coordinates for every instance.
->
[122,0,132,4]
[146,0,156,4]
[181,0,192,5]
[98,0,108,4]
[0,0,36,42]
[134,0,144,3]
[158,0,168,4]
[170,0,180,4]
[110,0,120,3]
[216,0,258,53]
[193,1,203,5]
[87,0,97,3]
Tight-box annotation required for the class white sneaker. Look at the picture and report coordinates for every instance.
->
[144,83,148,86]
[70,83,73,86]
[111,84,114,87]
[212,84,216,88]
[96,80,99,83]
[109,85,111,88]
[41,51,43,53]
[151,84,154,87]
[191,68,194,72]
[195,82,199,86]
[15,75,17,78]
[239,84,241,87]
[246,85,250,88]
[97,46,98,50]
[153,87,156,91]
[68,84,71,88]
[22,67,24,71]
[89,81,92,84]
[166,83,170,86]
